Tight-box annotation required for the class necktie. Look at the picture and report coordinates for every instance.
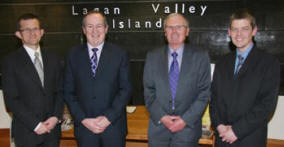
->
[169,52,179,110]
[34,52,44,86]
[235,55,244,74]
[90,48,98,77]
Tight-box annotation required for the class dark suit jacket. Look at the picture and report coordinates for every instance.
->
[2,47,64,145]
[143,44,211,141]
[210,46,280,147]
[64,43,132,138]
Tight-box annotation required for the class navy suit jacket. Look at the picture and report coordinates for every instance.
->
[2,47,63,145]
[210,46,280,147]
[64,42,132,136]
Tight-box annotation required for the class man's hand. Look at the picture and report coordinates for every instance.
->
[43,117,58,131]
[82,118,104,134]
[160,115,179,130]
[35,123,49,135]
[95,116,111,130]
[81,117,111,134]
[168,117,186,133]
[217,124,229,134]
[219,125,238,144]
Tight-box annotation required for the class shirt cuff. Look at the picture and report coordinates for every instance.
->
[34,122,42,132]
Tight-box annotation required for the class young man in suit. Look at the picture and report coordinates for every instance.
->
[2,13,64,147]
[210,9,280,147]
[64,11,132,147]
[143,13,211,147]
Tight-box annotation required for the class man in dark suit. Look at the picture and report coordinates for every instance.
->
[210,9,280,147]
[2,13,64,147]
[143,13,211,147]
[64,11,132,147]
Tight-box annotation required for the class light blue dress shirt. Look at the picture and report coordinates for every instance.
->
[168,45,184,72]
[234,44,254,74]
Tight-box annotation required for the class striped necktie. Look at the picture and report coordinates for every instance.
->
[235,55,244,74]
[90,48,98,77]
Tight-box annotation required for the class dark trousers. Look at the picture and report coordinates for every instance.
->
[16,138,59,147]
[75,125,126,147]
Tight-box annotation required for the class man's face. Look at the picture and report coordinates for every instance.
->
[15,19,44,50]
[229,18,257,52]
[164,15,190,50]
[82,13,108,47]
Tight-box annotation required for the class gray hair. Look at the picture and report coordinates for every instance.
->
[163,13,190,28]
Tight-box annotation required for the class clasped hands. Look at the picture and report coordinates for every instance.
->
[81,116,111,134]
[217,124,238,144]
[35,116,58,135]
[160,115,186,133]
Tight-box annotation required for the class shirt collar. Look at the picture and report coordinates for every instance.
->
[236,43,254,59]
[23,45,42,60]
[87,42,104,52]
[168,44,184,56]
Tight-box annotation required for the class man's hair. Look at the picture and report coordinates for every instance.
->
[17,13,41,31]
[230,9,256,29]
[82,10,108,27]
[163,13,190,28]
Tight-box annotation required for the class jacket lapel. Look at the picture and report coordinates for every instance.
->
[95,43,110,79]
[19,48,44,90]
[228,52,236,79]
[235,47,257,78]
[159,47,172,99]
[175,45,193,99]
[79,44,95,79]
[41,49,51,91]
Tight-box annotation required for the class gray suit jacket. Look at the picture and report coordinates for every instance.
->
[143,44,211,140]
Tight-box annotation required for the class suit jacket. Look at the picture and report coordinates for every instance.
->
[2,47,64,145]
[209,46,280,147]
[143,44,211,141]
[64,42,132,137]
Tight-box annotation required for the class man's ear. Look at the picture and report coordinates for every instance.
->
[252,26,258,36]
[40,29,44,37]
[15,31,22,39]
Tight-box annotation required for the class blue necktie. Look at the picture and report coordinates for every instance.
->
[235,55,244,74]
[169,52,179,110]
[90,48,98,77]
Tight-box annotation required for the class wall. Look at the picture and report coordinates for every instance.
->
[268,96,284,140]
[0,0,284,104]
[0,90,10,128]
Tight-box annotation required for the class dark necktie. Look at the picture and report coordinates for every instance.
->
[34,52,44,86]
[169,52,179,110]
[235,55,244,74]
[90,48,98,77]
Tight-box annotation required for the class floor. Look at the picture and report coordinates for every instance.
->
[1,129,284,147]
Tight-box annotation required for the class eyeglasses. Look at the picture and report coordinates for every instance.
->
[20,28,41,33]
[85,25,105,30]
[165,25,187,31]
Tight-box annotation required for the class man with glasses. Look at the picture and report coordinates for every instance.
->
[143,13,211,147]
[64,11,132,147]
[2,13,64,147]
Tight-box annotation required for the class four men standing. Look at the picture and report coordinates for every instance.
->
[1,9,280,147]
